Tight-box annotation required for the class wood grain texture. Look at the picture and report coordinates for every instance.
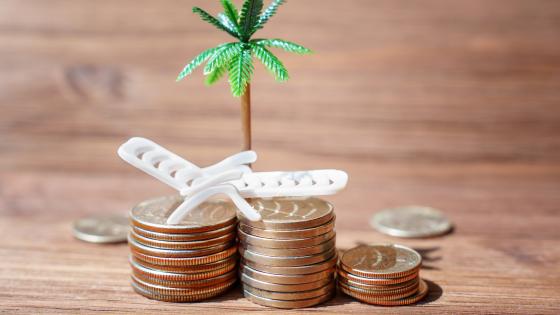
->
[1,0,559,314]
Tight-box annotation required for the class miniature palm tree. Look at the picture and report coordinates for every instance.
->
[176,0,311,151]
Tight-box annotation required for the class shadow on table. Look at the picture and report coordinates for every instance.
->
[418,279,443,304]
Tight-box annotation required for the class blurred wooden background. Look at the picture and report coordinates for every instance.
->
[0,0,559,314]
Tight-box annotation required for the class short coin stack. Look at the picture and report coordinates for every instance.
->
[238,198,337,309]
[128,195,239,302]
[338,244,428,306]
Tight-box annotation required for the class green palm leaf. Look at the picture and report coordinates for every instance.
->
[239,0,263,40]
[205,65,228,85]
[252,38,312,54]
[204,43,242,74]
[193,7,239,39]
[176,46,220,81]
[228,48,254,96]
[253,0,285,33]
[251,43,288,81]
[218,14,240,37]
[220,0,239,26]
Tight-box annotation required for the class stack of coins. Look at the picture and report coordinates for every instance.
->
[128,195,239,302]
[238,198,337,309]
[338,244,429,306]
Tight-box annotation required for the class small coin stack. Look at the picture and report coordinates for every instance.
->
[338,244,428,306]
[128,195,239,302]
[238,198,337,309]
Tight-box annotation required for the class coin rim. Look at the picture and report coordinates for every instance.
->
[338,281,418,301]
[130,257,237,281]
[131,246,238,266]
[132,224,236,241]
[242,287,335,309]
[132,269,237,288]
[241,237,336,257]
[241,254,338,275]
[238,229,336,249]
[341,278,429,306]
[130,229,236,250]
[131,274,237,295]
[337,275,419,291]
[128,235,233,258]
[241,282,335,301]
[240,272,333,293]
[238,217,335,239]
[240,263,336,285]
[131,280,233,302]
[239,247,337,267]
[130,255,238,273]
[338,269,419,285]
[338,278,420,297]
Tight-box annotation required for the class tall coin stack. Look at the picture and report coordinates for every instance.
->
[128,196,239,302]
[238,198,337,309]
[338,244,429,306]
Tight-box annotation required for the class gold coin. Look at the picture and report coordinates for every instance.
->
[241,254,338,275]
[240,263,335,285]
[239,198,334,230]
[131,275,237,297]
[128,235,233,258]
[132,224,236,242]
[130,195,237,234]
[243,288,334,309]
[240,272,333,293]
[242,282,335,301]
[130,257,236,281]
[241,237,335,257]
[338,276,419,292]
[132,270,237,288]
[338,269,418,285]
[238,229,336,249]
[132,280,233,302]
[131,255,237,273]
[239,247,336,267]
[130,229,236,250]
[342,278,429,306]
[340,244,421,278]
[238,217,335,239]
[131,246,237,266]
[338,279,419,297]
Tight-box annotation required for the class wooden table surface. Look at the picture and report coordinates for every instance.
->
[1,0,559,314]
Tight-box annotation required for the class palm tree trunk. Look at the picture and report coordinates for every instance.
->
[241,83,252,151]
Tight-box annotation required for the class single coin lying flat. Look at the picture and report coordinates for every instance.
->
[370,206,452,238]
[72,214,129,244]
